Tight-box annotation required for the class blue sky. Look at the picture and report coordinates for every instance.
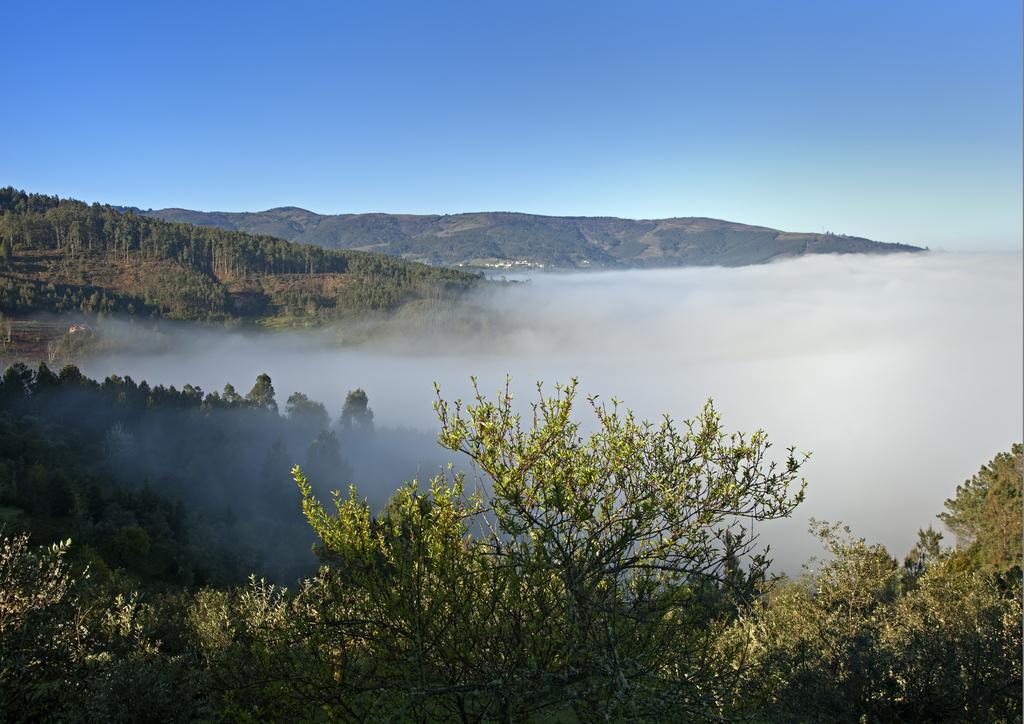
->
[2,1,1020,249]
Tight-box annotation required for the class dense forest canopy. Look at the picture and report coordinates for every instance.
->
[0,188,482,325]
[0,360,442,587]
[0,364,1019,721]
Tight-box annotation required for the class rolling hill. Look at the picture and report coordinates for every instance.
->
[143,207,924,269]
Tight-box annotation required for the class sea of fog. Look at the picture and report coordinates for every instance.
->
[80,251,1023,574]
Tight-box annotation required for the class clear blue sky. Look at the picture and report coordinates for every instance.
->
[3,1,1020,250]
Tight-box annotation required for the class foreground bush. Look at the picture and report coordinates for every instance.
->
[0,533,208,722]
[724,523,1022,722]
[200,380,806,720]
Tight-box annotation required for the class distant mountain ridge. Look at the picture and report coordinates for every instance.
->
[141,207,924,269]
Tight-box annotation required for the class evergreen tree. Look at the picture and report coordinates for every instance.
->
[340,388,374,435]
[245,373,277,413]
[221,383,242,406]
[285,391,329,437]
[939,443,1023,574]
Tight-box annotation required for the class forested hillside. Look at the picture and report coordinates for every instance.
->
[0,362,394,586]
[1,366,1019,721]
[145,205,925,269]
[0,188,482,326]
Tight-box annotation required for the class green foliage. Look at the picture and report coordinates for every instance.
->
[285,391,329,427]
[0,534,78,714]
[286,392,330,440]
[245,372,278,413]
[333,275,405,313]
[0,275,156,316]
[141,266,229,319]
[273,380,807,720]
[726,521,1022,722]
[940,443,1023,575]
[902,525,946,581]
[339,387,374,434]
[0,532,209,722]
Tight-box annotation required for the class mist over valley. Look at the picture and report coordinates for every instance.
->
[73,251,1023,572]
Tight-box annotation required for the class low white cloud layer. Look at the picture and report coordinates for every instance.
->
[80,251,1023,572]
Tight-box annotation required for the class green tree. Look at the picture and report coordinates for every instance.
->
[220,382,243,406]
[286,379,806,720]
[245,373,278,413]
[339,388,374,435]
[285,391,329,438]
[939,443,1022,574]
[902,525,946,582]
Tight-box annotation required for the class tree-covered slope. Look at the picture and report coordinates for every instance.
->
[0,188,482,324]
[145,206,925,269]
[0,361,396,586]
